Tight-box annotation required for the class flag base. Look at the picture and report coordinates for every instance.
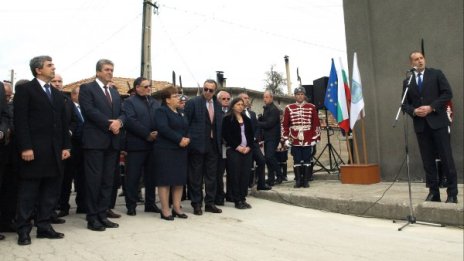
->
[340,164,380,184]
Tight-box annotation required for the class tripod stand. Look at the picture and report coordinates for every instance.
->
[313,109,344,174]
[392,72,443,231]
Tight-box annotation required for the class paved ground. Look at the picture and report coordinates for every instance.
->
[0,195,462,261]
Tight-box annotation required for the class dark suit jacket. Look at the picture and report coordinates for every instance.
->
[246,109,262,142]
[78,80,125,150]
[222,113,254,150]
[13,78,71,178]
[71,103,84,142]
[123,94,160,151]
[402,68,453,133]
[257,102,281,141]
[0,82,7,139]
[184,95,222,153]
[153,105,189,150]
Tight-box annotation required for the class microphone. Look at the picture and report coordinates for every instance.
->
[407,67,417,73]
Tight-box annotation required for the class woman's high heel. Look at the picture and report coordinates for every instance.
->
[160,212,174,221]
[172,210,188,219]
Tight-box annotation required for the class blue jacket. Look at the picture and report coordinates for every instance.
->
[184,95,222,153]
[153,105,189,150]
[123,94,160,151]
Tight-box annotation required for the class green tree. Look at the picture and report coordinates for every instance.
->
[264,65,285,95]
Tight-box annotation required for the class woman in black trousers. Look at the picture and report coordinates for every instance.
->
[222,98,254,209]
[153,86,190,220]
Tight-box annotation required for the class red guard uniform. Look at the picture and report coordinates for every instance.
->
[281,102,321,146]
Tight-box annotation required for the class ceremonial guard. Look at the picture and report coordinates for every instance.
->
[281,87,321,188]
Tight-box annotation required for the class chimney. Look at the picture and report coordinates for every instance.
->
[284,55,292,95]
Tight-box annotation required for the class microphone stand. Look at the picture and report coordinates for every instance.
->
[392,72,443,231]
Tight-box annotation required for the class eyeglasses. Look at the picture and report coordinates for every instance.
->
[221,97,230,101]
[140,85,151,89]
[203,87,215,93]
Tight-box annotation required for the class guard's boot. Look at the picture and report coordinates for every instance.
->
[281,162,288,181]
[293,165,301,188]
[302,164,311,188]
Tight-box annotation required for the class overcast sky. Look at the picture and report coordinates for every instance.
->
[0,0,347,92]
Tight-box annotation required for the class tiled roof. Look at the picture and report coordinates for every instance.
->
[62,76,173,96]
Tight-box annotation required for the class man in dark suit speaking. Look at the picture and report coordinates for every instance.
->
[402,51,458,203]
[14,56,71,245]
[79,59,125,231]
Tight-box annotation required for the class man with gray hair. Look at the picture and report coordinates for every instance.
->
[79,59,125,231]
[214,90,230,205]
[14,56,71,245]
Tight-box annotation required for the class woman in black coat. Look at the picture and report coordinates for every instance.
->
[153,86,190,220]
[222,98,254,209]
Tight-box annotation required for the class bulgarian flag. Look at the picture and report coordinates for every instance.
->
[336,58,351,133]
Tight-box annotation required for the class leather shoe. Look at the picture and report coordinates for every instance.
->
[100,218,119,228]
[37,228,64,239]
[51,216,66,224]
[106,209,121,218]
[242,201,252,209]
[172,210,188,219]
[87,221,106,232]
[57,210,69,218]
[17,232,31,246]
[235,202,247,209]
[0,234,4,240]
[127,208,136,216]
[205,204,222,213]
[145,204,161,213]
[257,184,272,191]
[445,195,458,203]
[193,205,203,216]
[160,212,174,221]
[425,192,441,202]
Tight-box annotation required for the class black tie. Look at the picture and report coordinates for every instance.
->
[44,83,52,101]
[104,86,112,105]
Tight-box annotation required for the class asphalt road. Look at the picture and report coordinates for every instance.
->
[0,196,462,261]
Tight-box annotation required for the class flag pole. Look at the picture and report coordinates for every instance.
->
[352,127,360,164]
[360,116,368,164]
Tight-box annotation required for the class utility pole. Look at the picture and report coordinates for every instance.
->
[141,1,158,80]
[284,55,292,95]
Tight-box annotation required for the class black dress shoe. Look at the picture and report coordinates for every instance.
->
[87,221,106,231]
[235,202,247,209]
[215,199,225,206]
[18,232,31,245]
[425,192,441,202]
[106,209,121,218]
[57,210,69,218]
[145,204,161,213]
[193,206,203,216]
[127,208,136,216]
[242,201,252,209]
[37,228,64,239]
[100,218,119,228]
[172,210,188,219]
[0,234,5,240]
[160,212,174,221]
[257,184,272,191]
[51,217,66,224]
[205,204,222,213]
[445,196,458,203]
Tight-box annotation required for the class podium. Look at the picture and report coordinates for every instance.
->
[340,164,380,184]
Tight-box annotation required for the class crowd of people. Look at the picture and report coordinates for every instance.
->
[0,56,322,246]
[0,50,457,246]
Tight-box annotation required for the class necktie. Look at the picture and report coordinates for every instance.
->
[44,83,52,101]
[76,105,84,122]
[207,101,214,123]
[103,86,112,105]
[417,72,423,92]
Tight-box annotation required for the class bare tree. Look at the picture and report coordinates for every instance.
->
[264,65,285,95]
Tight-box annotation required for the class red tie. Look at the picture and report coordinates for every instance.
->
[104,86,112,105]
